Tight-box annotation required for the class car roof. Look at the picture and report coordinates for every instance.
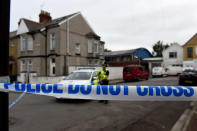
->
[73,70,93,72]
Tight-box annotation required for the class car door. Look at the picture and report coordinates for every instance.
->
[138,67,144,79]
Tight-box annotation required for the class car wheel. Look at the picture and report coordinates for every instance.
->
[137,76,140,81]
[146,77,148,80]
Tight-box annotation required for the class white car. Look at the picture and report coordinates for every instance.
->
[58,70,99,85]
[152,67,168,77]
[56,70,99,100]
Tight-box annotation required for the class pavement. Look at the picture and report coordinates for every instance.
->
[171,102,197,131]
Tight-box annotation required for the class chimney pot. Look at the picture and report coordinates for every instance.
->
[39,10,52,24]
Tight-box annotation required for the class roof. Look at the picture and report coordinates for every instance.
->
[162,43,183,53]
[20,12,79,33]
[183,33,197,47]
[22,18,42,32]
[105,48,147,56]
[143,57,163,61]
[9,30,17,38]
[86,32,100,40]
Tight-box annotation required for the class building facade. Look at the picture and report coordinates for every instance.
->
[183,33,197,70]
[162,43,183,67]
[17,11,105,81]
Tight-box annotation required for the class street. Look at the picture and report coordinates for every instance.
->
[9,76,190,131]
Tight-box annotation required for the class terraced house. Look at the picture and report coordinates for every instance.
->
[183,33,197,70]
[17,10,105,82]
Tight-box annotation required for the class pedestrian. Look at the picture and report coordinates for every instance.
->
[98,63,109,104]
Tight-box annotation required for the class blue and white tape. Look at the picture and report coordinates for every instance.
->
[9,92,26,109]
[0,83,196,101]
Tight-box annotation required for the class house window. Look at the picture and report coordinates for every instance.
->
[50,33,55,50]
[115,57,120,62]
[27,36,33,50]
[11,41,14,47]
[28,60,32,72]
[75,43,80,54]
[94,41,98,53]
[169,52,177,58]
[99,44,104,55]
[196,46,197,55]
[21,60,26,72]
[123,57,128,62]
[20,36,26,51]
[50,58,56,76]
[94,60,99,66]
[88,39,93,53]
[88,59,92,65]
[187,47,193,58]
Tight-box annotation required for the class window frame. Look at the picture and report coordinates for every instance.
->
[187,47,193,58]
[20,36,26,51]
[28,60,33,72]
[94,41,99,53]
[75,43,80,55]
[27,36,33,51]
[169,52,177,59]
[21,60,26,72]
[50,33,56,50]
[11,41,14,47]
[88,59,92,65]
[88,39,93,53]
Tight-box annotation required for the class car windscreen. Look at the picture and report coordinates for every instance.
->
[63,72,92,80]
[123,67,134,72]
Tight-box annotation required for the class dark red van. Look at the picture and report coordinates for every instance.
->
[123,65,148,82]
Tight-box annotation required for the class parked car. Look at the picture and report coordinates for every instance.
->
[179,70,197,85]
[167,65,183,75]
[152,67,168,77]
[58,70,99,85]
[123,65,148,82]
[56,70,99,99]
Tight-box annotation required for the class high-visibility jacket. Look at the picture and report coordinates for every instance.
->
[99,68,109,81]
[91,79,99,85]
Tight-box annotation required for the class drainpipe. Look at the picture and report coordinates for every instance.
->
[66,19,70,75]
[40,27,48,76]
[45,28,48,76]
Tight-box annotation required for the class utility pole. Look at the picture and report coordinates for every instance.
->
[0,0,10,130]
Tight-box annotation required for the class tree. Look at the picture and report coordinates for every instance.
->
[152,41,169,57]
[104,48,112,52]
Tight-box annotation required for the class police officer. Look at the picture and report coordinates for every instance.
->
[98,63,109,104]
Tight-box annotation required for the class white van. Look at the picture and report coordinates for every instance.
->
[152,67,168,77]
[167,65,183,75]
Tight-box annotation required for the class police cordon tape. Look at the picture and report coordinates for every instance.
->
[0,83,197,101]
[9,92,26,109]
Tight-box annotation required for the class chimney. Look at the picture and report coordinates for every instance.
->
[39,10,52,24]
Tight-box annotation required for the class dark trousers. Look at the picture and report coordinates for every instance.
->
[100,80,109,104]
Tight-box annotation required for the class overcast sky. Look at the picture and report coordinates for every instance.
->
[10,0,197,52]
